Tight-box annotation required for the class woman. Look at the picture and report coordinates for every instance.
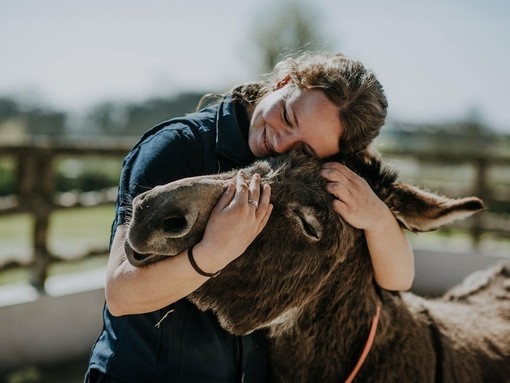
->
[85,52,414,382]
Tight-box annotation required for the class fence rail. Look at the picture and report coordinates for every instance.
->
[1,140,509,291]
[380,147,510,243]
[0,141,133,290]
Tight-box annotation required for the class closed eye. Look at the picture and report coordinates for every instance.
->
[298,213,319,240]
[289,204,322,242]
[281,101,292,127]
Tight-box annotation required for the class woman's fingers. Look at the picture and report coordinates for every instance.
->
[255,183,272,219]
[248,173,261,208]
[321,162,370,201]
[259,183,271,206]
[324,181,351,201]
[235,171,249,200]
[203,172,273,262]
[218,171,270,214]
[212,182,235,213]
[321,162,357,181]
[213,170,249,214]
[257,202,273,233]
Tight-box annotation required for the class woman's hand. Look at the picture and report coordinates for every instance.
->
[106,171,273,315]
[320,162,390,229]
[320,162,415,291]
[194,171,273,273]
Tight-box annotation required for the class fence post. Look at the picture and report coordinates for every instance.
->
[16,148,55,291]
[472,158,488,248]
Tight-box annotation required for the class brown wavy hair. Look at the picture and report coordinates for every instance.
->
[231,52,388,155]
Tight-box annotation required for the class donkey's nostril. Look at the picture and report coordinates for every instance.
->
[162,216,187,234]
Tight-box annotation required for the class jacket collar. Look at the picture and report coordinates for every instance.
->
[216,95,255,166]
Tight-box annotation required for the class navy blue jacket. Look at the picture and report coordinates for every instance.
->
[87,96,270,382]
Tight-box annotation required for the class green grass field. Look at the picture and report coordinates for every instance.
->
[0,205,114,284]
[0,205,114,260]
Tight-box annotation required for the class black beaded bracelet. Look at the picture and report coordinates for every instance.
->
[187,246,221,278]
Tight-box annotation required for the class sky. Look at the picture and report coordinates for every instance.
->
[1,0,509,133]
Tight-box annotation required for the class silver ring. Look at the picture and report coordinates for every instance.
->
[248,199,259,208]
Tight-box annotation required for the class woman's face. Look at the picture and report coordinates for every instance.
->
[248,84,344,159]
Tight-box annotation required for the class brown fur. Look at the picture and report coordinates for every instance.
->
[125,147,510,383]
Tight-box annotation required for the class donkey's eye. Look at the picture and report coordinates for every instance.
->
[299,214,319,239]
[289,205,322,241]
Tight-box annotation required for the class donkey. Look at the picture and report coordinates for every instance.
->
[124,146,510,383]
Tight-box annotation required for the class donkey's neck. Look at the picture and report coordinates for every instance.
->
[268,251,381,382]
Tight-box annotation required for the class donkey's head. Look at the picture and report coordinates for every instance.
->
[124,146,484,334]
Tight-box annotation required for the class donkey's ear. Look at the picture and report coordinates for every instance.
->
[385,183,485,232]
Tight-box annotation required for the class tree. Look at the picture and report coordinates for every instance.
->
[250,0,333,73]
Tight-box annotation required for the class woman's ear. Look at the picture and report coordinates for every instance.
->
[274,75,291,91]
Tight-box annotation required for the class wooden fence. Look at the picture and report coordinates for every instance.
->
[380,146,510,240]
[0,140,509,291]
[0,140,133,290]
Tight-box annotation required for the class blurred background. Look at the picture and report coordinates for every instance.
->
[1,0,509,381]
